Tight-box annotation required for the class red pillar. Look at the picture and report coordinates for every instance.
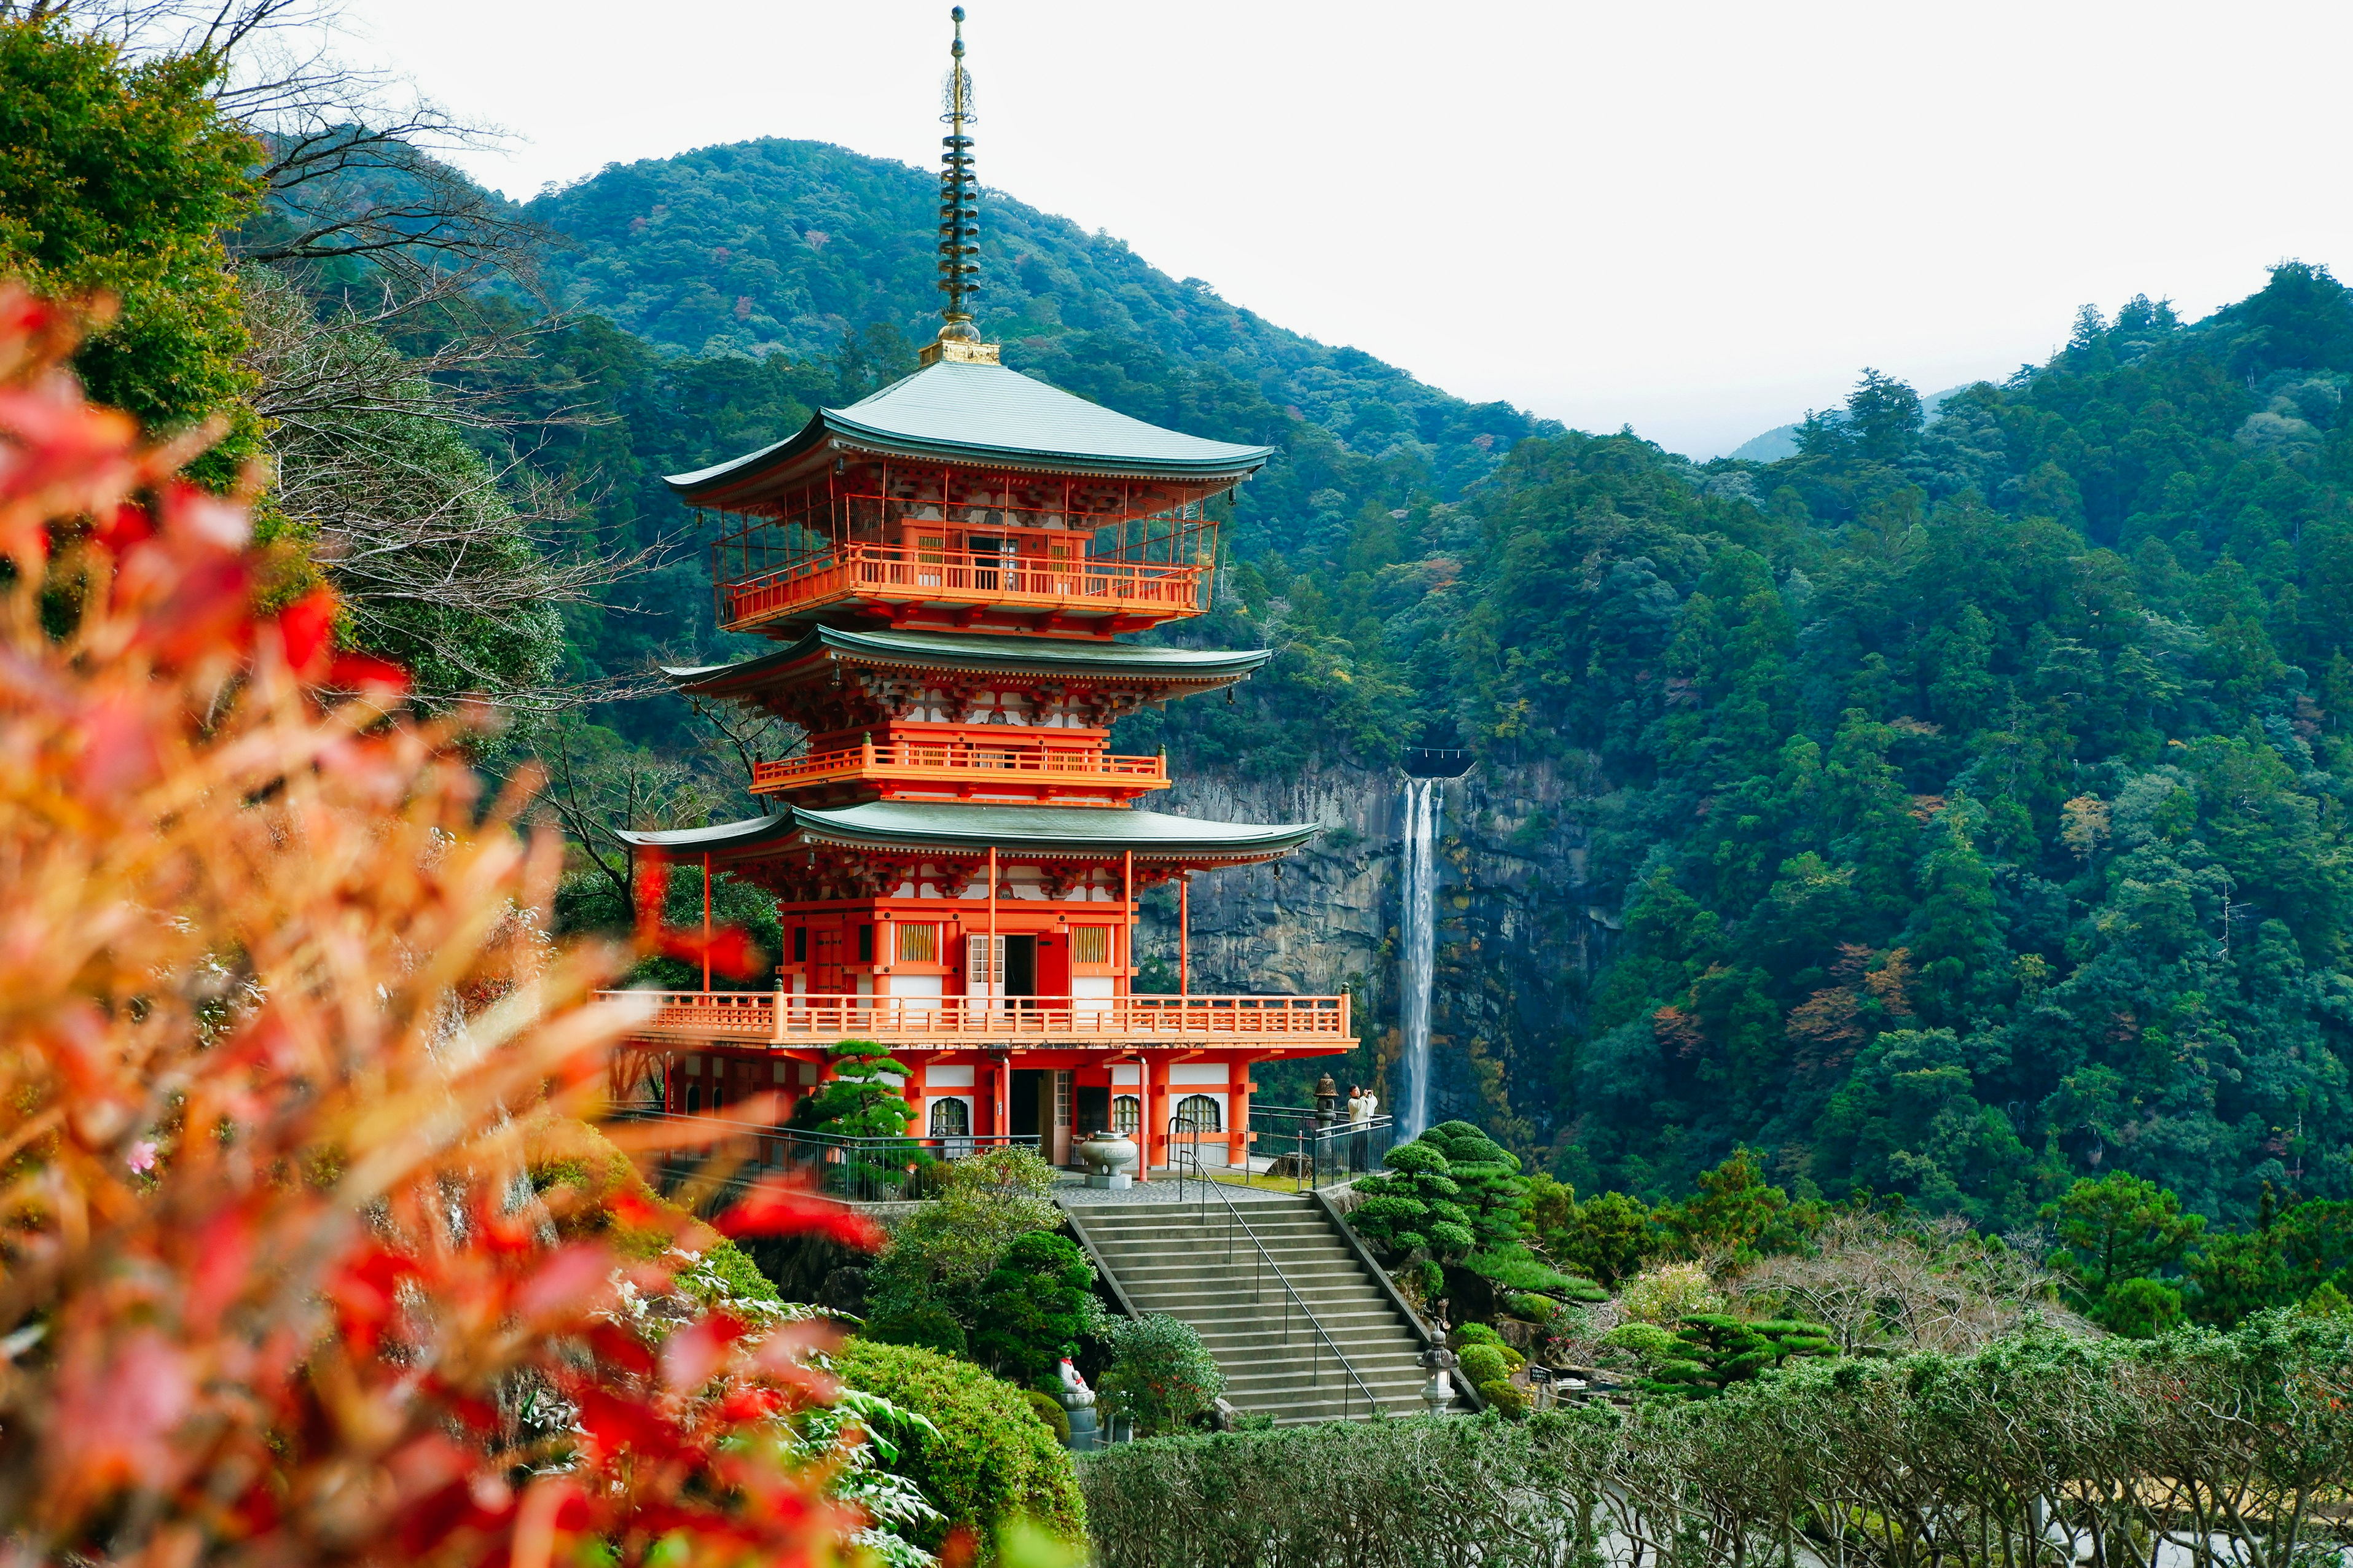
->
[1229,1055,1252,1169]
[1144,1055,1169,1176]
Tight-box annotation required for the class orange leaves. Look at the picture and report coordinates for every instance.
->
[0,295,861,1564]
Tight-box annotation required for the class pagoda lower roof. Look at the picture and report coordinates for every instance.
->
[663,626,1270,696]
[663,359,1274,505]
[619,801,1317,862]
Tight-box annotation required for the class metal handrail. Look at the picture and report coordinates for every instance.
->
[620,1108,1040,1204]
[1168,1120,1385,1422]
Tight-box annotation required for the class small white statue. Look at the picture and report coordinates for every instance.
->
[1057,1356,1097,1410]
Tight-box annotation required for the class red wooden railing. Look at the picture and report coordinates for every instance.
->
[605,991,1352,1045]
[751,739,1168,794]
[717,543,1206,630]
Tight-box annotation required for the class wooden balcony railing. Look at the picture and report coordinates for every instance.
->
[751,739,1169,795]
[716,542,1207,631]
[608,991,1352,1047]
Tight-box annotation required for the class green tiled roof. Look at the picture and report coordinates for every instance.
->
[664,359,1274,499]
[620,802,1317,861]
[663,625,1270,694]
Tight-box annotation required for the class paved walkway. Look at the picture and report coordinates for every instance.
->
[1051,1173,1302,1206]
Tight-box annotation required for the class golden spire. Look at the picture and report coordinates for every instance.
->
[920,5,1001,367]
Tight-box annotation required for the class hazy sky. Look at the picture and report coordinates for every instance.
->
[332,0,2353,458]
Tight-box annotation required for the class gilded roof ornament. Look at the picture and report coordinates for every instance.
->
[923,6,1001,367]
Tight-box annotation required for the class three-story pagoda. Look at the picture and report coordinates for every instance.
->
[613,10,1349,1175]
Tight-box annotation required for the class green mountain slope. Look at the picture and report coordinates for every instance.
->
[1267,268,2353,1225]
[514,138,1549,733]
[524,138,1541,553]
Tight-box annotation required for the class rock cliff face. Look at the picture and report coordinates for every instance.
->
[1139,756,1614,1154]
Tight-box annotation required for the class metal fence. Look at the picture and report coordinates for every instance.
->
[1245,1106,1395,1191]
[623,1109,1041,1205]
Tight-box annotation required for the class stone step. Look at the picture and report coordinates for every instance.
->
[1119,1285,1395,1314]
[1087,1231,1344,1256]
[1064,1195,1457,1424]
[1217,1360,1428,1388]
[1106,1257,1368,1279]
[1197,1329,1419,1357]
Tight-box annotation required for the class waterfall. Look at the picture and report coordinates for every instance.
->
[1398,776,1440,1140]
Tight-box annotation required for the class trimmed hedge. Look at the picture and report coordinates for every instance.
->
[1078,1313,2353,1568]
[834,1337,1085,1551]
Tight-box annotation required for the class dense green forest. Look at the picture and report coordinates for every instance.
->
[1284,275,2353,1230]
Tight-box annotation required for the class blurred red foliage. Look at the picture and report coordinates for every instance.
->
[0,286,868,1567]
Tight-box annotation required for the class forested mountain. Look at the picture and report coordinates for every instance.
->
[1208,273,2353,1229]
[518,138,1545,722]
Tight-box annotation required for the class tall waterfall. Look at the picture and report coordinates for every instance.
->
[1398,776,1441,1140]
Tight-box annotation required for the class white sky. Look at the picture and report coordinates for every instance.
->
[333,0,2353,458]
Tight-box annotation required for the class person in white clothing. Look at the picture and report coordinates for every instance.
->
[1355,1089,1377,1122]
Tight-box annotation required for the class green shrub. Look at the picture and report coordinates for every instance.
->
[971,1231,1106,1381]
[1456,1343,1509,1386]
[1098,1313,1225,1436]
[1447,1323,1502,1350]
[1508,1292,1559,1322]
[1019,1389,1072,1445]
[865,1148,1063,1322]
[1348,1139,1470,1257]
[1464,1249,1603,1300]
[1636,1313,1837,1400]
[833,1337,1085,1550]
[1415,1121,1530,1252]
[1598,1322,1678,1369]
[1478,1378,1529,1418]
[867,1305,970,1359]
[1404,1258,1444,1299]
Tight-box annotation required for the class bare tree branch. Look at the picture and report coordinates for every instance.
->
[532,727,734,907]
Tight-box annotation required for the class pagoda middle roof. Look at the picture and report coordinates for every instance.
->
[664,358,1275,504]
[664,625,1272,696]
[620,802,1317,862]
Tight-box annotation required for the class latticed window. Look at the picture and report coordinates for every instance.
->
[896,922,938,962]
[928,1097,969,1136]
[1173,1094,1222,1133]
[1071,925,1111,964]
[1112,1094,1141,1134]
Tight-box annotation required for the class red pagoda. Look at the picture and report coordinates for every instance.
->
[608,9,1350,1175]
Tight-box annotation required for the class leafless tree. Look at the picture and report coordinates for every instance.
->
[1728,1209,2097,1354]
[241,267,671,708]
[682,694,802,790]
[533,730,735,909]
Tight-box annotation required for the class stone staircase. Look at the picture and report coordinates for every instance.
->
[1066,1194,1447,1424]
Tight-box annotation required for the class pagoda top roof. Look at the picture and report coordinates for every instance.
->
[620,801,1317,863]
[663,625,1270,696]
[664,359,1275,504]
